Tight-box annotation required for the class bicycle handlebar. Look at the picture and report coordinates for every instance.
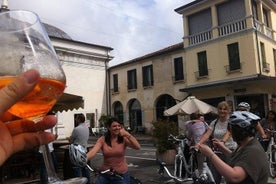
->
[266,129,276,134]
[168,134,190,143]
[156,159,193,182]
[86,164,123,180]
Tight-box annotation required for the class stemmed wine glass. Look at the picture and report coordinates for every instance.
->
[0,10,87,184]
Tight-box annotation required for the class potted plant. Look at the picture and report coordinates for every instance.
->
[152,119,179,165]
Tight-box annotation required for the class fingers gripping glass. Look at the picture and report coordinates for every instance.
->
[0,10,87,184]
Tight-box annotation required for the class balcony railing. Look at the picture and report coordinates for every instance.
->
[262,62,270,72]
[218,19,246,36]
[254,20,262,32]
[111,88,119,94]
[189,30,212,45]
[187,17,275,46]
[172,74,186,83]
[194,70,209,80]
[265,27,273,39]
[225,63,243,74]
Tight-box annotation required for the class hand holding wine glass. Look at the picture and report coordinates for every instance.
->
[0,69,57,166]
[0,10,87,183]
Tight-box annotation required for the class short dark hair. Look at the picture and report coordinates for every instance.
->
[190,113,199,120]
[77,113,85,123]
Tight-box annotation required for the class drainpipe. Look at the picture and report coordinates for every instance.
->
[254,22,262,76]
[105,56,111,116]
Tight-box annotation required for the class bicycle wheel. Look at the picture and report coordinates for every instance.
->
[130,176,142,184]
[269,150,276,178]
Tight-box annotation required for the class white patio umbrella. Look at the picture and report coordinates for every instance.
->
[164,96,217,116]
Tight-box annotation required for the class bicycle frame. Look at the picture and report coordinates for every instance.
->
[266,129,276,178]
[86,164,142,184]
[157,134,215,183]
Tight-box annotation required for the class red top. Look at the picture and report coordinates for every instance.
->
[96,136,128,174]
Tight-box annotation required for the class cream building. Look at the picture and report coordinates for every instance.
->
[51,35,113,139]
[109,0,276,133]
[0,3,114,139]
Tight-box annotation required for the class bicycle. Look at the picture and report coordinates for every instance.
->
[265,129,276,178]
[156,134,215,183]
[68,144,142,184]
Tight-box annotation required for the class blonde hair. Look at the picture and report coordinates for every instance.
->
[217,101,230,112]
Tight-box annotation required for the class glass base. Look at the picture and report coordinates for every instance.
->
[49,177,88,184]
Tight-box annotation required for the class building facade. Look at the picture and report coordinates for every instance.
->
[52,37,113,138]
[109,0,276,133]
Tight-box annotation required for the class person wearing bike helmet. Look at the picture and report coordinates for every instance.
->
[198,111,269,183]
[237,102,267,140]
[87,117,141,184]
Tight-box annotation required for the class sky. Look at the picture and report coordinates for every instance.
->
[8,0,194,66]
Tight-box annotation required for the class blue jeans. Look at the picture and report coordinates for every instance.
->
[95,171,130,184]
[73,166,91,184]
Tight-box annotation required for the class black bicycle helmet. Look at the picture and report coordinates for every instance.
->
[69,144,87,167]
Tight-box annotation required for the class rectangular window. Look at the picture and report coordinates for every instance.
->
[260,42,266,65]
[142,65,154,87]
[197,51,208,76]
[273,49,276,73]
[127,69,137,90]
[263,8,269,27]
[113,74,118,92]
[227,42,241,71]
[174,57,184,81]
[251,0,258,20]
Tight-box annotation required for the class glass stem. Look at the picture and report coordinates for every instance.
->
[41,144,61,182]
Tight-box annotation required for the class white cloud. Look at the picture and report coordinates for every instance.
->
[8,0,193,66]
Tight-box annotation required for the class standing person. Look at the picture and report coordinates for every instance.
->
[195,101,237,184]
[185,113,209,174]
[259,110,276,151]
[237,102,267,139]
[198,111,269,183]
[87,117,141,184]
[70,113,90,184]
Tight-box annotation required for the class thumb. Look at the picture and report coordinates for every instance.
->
[0,69,40,115]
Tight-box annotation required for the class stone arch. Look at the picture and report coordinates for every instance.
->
[112,101,124,123]
[155,94,177,122]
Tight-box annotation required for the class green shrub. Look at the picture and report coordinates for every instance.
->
[152,120,179,153]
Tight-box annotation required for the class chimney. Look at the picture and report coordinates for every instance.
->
[1,0,9,12]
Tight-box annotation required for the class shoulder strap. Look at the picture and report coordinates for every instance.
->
[210,118,219,138]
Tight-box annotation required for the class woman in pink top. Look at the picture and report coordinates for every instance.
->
[87,117,141,184]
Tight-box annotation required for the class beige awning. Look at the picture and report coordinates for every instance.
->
[164,96,217,116]
[51,93,84,112]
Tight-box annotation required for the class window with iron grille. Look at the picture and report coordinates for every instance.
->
[227,42,241,71]
[127,69,137,90]
[174,57,184,81]
[113,74,118,92]
[142,65,153,87]
[197,51,208,76]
